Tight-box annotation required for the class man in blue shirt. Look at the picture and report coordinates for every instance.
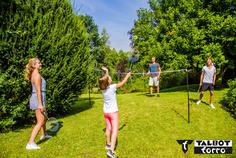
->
[147,57,161,96]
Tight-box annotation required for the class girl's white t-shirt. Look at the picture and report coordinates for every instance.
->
[102,84,118,113]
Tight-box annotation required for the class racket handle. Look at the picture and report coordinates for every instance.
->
[42,112,48,119]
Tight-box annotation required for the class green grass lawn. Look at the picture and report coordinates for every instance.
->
[0,89,235,158]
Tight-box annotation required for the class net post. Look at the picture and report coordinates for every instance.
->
[89,83,91,106]
[143,69,146,94]
[186,69,190,123]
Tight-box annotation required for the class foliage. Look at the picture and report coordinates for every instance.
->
[129,0,236,80]
[80,15,130,87]
[0,0,91,131]
[223,78,236,118]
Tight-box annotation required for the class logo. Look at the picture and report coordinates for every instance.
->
[177,140,193,153]
[194,140,232,154]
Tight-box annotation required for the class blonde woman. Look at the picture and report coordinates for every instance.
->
[24,58,51,150]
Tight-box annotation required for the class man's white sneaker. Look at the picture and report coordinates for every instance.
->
[40,134,52,141]
[209,104,215,109]
[196,100,201,105]
[26,143,40,150]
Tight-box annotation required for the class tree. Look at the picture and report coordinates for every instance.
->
[80,15,110,67]
[130,0,236,83]
[0,0,92,131]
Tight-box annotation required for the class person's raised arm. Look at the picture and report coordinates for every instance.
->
[116,72,131,89]
[101,66,109,76]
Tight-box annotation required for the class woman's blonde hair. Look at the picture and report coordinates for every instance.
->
[24,57,38,81]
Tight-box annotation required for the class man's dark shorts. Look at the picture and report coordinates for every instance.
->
[202,83,214,91]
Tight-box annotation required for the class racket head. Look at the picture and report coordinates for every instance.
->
[46,117,59,133]
[128,55,139,64]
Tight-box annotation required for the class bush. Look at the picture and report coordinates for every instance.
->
[0,0,92,132]
[222,78,236,118]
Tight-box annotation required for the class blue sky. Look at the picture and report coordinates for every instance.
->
[71,0,149,51]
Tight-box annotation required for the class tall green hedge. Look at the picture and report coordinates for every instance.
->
[0,0,92,132]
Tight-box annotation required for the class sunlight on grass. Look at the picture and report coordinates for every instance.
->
[0,89,235,158]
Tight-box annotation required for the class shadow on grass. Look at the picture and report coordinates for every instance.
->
[189,98,208,106]
[63,98,95,118]
[119,124,126,131]
[135,86,199,97]
[171,108,188,123]
[162,85,225,93]
[135,85,225,94]
[5,97,95,133]
[78,96,103,101]
[37,121,63,145]
[102,124,124,152]
[218,100,236,119]
[136,93,160,97]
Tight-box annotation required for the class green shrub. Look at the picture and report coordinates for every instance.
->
[223,78,236,118]
[0,0,92,132]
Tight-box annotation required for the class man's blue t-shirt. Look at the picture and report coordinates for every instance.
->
[149,63,159,77]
